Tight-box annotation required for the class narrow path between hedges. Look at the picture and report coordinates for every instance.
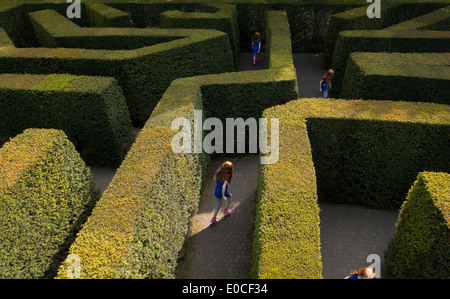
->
[178,155,259,278]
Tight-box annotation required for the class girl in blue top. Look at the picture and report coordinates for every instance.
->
[252,32,261,66]
[320,69,334,98]
[211,161,234,223]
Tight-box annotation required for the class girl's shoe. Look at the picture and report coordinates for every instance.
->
[223,209,231,215]
[210,217,218,223]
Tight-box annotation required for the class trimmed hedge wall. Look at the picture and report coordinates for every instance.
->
[384,5,450,31]
[252,97,449,278]
[331,29,450,97]
[252,109,322,279]
[0,128,100,278]
[85,3,133,28]
[341,52,450,105]
[161,2,240,69]
[0,73,134,167]
[56,126,200,278]
[385,172,450,279]
[28,9,183,50]
[1,9,234,125]
[324,2,448,67]
[308,117,449,209]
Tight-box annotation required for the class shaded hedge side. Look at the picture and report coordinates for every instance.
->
[323,2,448,67]
[85,2,133,27]
[341,52,450,105]
[385,172,450,279]
[331,29,450,97]
[0,73,134,167]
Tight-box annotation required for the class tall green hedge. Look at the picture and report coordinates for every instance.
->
[1,9,234,125]
[329,2,450,97]
[385,172,450,279]
[161,2,240,68]
[331,29,450,97]
[85,3,133,27]
[0,73,134,167]
[2,0,449,51]
[323,2,448,67]
[308,118,449,209]
[341,52,450,105]
[384,5,450,31]
[0,129,100,278]
[28,9,183,50]
[56,126,199,278]
[252,97,449,278]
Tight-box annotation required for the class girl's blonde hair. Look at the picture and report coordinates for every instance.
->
[216,161,234,183]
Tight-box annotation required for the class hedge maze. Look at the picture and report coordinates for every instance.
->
[0,0,448,279]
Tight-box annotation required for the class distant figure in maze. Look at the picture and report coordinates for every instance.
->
[251,32,262,66]
[320,69,334,98]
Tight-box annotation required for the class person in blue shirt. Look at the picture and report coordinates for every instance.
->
[320,69,334,98]
[211,161,234,223]
[252,32,262,66]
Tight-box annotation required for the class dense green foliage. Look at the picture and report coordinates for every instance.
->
[0,129,100,278]
[341,52,450,105]
[0,0,448,279]
[1,8,234,125]
[0,73,134,166]
[308,118,449,208]
[56,126,200,278]
[330,2,450,97]
[324,2,448,67]
[385,172,450,279]
[85,3,133,27]
[253,107,322,278]
[161,2,240,68]
[331,29,450,96]
[253,98,449,277]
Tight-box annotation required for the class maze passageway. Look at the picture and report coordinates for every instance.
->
[179,155,259,279]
